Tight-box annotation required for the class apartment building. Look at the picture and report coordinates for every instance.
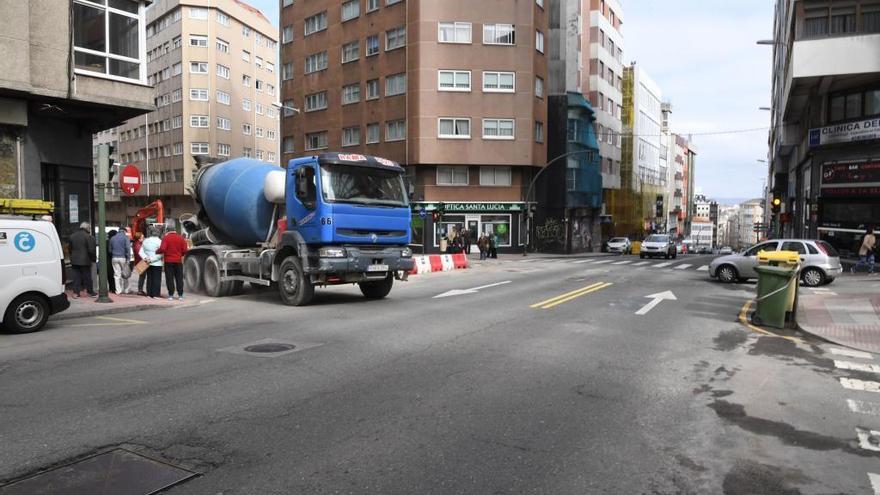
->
[736,198,765,248]
[767,0,880,254]
[281,0,548,254]
[105,0,278,224]
[0,0,154,243]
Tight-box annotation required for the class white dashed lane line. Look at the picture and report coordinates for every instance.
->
[840,378,880,393]
[831,348,875,360]
[835,360,880,374]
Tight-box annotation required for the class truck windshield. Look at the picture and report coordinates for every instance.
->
[320,164,408,207]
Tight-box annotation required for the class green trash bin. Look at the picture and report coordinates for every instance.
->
[753,264,799,329]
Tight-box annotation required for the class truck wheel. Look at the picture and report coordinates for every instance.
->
[184,255,204,293]
[3,294,49,334]
[279,257,314,306]
[227,280,244,296]
[203,255,233,298]
[359,275,393,300]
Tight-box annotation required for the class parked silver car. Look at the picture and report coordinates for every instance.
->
[606,237,632,254]
[708,239,843,287]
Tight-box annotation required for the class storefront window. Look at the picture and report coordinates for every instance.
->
[481,214,511,246]
[435,215,465,246]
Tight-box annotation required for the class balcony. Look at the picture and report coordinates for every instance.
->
[792,33,880,79]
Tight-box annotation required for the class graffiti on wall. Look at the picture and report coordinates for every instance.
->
[535,218,565,252]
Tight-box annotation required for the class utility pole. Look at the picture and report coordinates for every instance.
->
[95,144,113,303]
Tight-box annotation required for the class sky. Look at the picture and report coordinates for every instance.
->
[246,0,773,203]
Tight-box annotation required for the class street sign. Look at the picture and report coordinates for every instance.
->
[120,165,141,195]
[419,207,426,219]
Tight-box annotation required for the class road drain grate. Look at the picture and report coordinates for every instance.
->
[244,343,296,353]
[0,448,198,495]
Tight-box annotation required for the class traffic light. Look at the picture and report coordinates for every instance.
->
[771,192,782,214]
[431,211,440,222]
[655,195,664,218]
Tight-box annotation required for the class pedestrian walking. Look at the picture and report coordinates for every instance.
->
[462,230,472,255]
[106,230,117,294]
[131,232,147,295]
[852,227,876,274]
[157,227,189,301]
[489,232,499,259]
[68,222,97,298]
[139,228,164,298]
[478,234,489,260]
[109,227,132,294]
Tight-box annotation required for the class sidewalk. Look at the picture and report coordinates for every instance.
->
[797,273,880,353]
[57,289,209,321]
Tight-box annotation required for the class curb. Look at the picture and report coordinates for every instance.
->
[54,301,202,321]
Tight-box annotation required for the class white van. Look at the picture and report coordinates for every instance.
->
[0,217,70,333]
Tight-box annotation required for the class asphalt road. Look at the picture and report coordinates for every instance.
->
[2,254,879,494]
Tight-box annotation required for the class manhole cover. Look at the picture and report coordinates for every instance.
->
[0,449,197,495]
[244,343,296,353]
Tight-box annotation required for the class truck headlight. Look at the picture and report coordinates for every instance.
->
[401,247,413,258]
[319,247,346,258]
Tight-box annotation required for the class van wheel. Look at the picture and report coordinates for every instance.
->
[3,294,49,334]
[203,255,233,298]
[279,256,314,306]
[360,275,393,299]
[184,255,204,293]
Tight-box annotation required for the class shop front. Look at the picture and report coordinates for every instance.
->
[410,202,525,254]
[817,159,880,256]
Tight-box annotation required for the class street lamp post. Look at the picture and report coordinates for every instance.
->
[521,149,598,256]
[272,101,301,166]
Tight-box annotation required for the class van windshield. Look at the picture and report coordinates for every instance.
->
[320,164,409,207]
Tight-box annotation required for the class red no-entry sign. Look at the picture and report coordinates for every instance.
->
[120,164,141,195]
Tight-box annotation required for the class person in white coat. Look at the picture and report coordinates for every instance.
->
[139,228,164,298]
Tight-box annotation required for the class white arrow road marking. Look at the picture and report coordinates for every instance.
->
[697,265,709,271]
[674,264,692,270]
[832,348,874,360]
[635,291,677,315]
[433,280,512,299]
[652,262,672,268]
[836,360,880,374]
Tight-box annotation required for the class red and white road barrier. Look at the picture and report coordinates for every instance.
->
[410,253,468,275]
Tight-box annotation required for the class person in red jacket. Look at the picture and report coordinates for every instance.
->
[156,228,189,301]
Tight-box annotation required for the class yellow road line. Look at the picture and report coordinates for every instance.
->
[532,282,613,309]
[530,282,605,308]
[737,300,804,344]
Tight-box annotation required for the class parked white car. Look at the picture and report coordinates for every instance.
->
[0,217,70,333]
[606,237,632,254]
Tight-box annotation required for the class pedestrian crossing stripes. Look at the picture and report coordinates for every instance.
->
[632,261,649,266]
[697,266,709,271]
[675,264,692,270]
[653,262,673,268]
[840,377,880,393]
[848,399,880,416]
[836,360,880,374]
[611,260,632,265]
[831,348,874,360]
[515,257,711,272]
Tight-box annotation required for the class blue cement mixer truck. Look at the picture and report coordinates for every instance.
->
[183,152,413,305]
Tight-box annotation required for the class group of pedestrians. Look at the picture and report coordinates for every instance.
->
[66,223,189,301]
[442,226,500,260]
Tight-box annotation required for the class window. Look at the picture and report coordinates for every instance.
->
[267,84,275,96]
[387,0,402,4]
[216,11,229,26]
[243,98,251,111]
[282,62,294,80]
[379,74,406,98]
[171,89,181,101]
[535,121,544,143]
[483,71,515,92]
[566,159,578,191]
[367,0,379,12]
[438,70,471,91]
[831,7,856,34]
[342,0,360,21]
[283,0,294,6]
[535,30,544,53]
[437,166,468,186]
[190,115,209,127]
[190,88,208,100]
[217,117,231,130]
[304,12,328,35]
[865,8,880,33]
[306,131,329,150]
[266,61,274,73]
[216,64,230,78]
[217,143,231,156]
[242,75,251,87]
[189,34,208,47]
[386,26,406,50]
[867,90,880,116]
[282,25,294,43]
[243,147,252,157]
[173,142,183,155]
[172,36,181,49]
[366,123,380,143]
[242,123,252,135]
[189,7,208,19]
[267,107,277,118]
[267,130,277,140]
[216,90,230,105]
[191,142,209,154]
[255,79,264,91]
[480,166,512,186]
[438,118,471,139]
[535,76,544,98]
[482,119,515,139]
[305,91,328,111]
[386,119,406,141]
[342,83,361,104]
[255,102,264,115]
[256,150,264,160]
[483,24,515,45]
[282,99,297,117]
[366,79,380,99]
[342,41,360,63]
[366,35,380,56]
[343,127,360,146]
[255,56,263,69]
[267,152,276,163]
[242,50,250,62]
[744,241,779,257]
[172,115,182,128]
[256,127,264,137]
[190,61,208,73]
[283,136,295,154]
[438,22,472,43]
[305,51,328,73]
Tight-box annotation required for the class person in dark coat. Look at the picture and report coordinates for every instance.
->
[105,230,117,294]
[68,222,97,298]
